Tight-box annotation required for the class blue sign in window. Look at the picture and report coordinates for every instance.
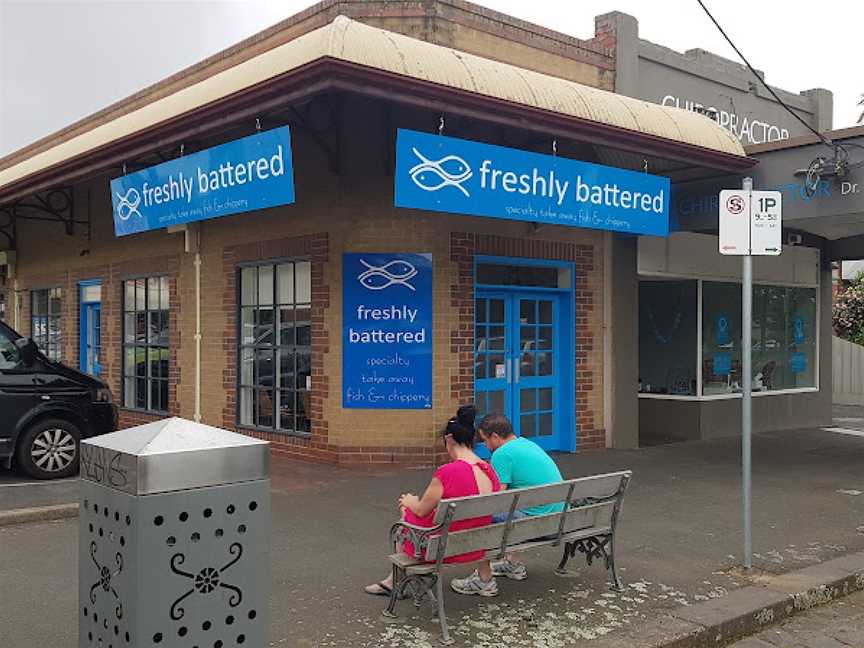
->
[394,129,670,236]
[110,127,294,236]
[342,253,433,409]
[791,352,808,374]
[713,352,732,376]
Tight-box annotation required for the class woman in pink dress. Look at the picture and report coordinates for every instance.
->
[365,405,502,598]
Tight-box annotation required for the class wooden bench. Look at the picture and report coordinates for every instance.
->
[383,470,632,644]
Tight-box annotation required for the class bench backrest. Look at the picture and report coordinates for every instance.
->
[426,470,631,562]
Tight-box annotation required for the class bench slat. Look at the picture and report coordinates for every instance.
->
[433,471,629,524]
[426,503,613,559]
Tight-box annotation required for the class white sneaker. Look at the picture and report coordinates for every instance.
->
[491,558,528,581]
[450,570,499,597]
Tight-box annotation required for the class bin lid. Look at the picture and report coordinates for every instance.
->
[80,417,269,495]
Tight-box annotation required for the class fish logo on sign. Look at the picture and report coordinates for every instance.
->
[115,187,143,221]
[409,148,472,197]
[358,259,418,291]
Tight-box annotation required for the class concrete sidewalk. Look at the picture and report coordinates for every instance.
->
[2,427,864,647]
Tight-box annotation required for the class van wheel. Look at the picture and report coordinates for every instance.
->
[17,419,81,480]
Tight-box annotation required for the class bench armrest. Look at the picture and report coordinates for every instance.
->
[388,520,444,555]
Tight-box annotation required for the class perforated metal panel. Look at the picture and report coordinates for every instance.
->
[80,480,270,648]
[79,418,271,648]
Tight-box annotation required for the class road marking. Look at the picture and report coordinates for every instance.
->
[822,427,864,437]
[0,478,77,488]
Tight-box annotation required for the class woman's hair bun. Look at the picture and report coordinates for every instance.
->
[456,404,477,428]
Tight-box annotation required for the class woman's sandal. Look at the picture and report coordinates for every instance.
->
[364,582,393,597]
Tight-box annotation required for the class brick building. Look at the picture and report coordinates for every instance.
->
[0,2,763,464]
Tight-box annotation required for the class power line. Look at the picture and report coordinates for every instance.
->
[694,0,833,149]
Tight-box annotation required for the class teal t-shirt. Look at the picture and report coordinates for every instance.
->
[491,437,564,516]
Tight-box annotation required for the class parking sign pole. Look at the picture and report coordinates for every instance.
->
[741,176,753,569]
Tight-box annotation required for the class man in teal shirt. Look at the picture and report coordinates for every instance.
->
[451,414,563,595]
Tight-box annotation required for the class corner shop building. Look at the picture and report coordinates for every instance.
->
[0,14,756,464]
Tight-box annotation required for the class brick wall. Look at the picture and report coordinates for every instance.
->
[9,95,609,464]
[13,254,181,430]
[450,233,605,451]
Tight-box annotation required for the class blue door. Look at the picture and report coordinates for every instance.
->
[475,290,569,452]
[80,281,102,376]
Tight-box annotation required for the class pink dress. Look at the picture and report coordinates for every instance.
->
[402,459,501,564]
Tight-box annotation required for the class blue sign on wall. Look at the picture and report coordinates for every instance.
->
[343,253,433,409]
[110,127,294,236]
[394,129,670,236]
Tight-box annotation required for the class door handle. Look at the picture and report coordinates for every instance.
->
[506,358,512,384]
[514,357,520,384]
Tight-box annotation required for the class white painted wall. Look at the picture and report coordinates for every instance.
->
[833,336,864,405]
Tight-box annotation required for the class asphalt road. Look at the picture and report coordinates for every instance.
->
[2,426,864,647]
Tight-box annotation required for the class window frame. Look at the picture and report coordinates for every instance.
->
[121,274,171,414]
[235,258,312,438]
[30,287,63,361]
[637,273,820,401]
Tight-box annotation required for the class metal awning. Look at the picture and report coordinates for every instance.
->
[0,15,752,202]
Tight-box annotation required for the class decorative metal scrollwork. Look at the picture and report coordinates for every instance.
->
[89,541,125,620]
[572,535,612,568]
[389,521,440,560]
[0,186,85,250]
[169,542,244,620]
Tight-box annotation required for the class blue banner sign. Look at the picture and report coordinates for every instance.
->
[394,129,670,236]
[110,127,294,236]
[342,253,433,409]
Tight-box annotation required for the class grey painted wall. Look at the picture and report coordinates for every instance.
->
[600,11,832,146]
[610,235,640,448]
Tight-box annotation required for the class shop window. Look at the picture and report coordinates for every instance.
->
[701,283,817,393]
[122,277,170,412]
[31,287,62,361]
[640,278,818,399]
[638,280,698,395]
[702,282,742,395]
[752,286,817,390]
[238,261,311,435]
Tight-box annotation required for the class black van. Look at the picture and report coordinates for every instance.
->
[0,320,117,479]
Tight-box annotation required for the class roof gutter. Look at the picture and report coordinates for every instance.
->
[0,58,756,204]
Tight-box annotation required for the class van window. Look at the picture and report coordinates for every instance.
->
[0,326,19,369]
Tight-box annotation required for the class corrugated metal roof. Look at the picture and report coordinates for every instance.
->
[0,16,745,192]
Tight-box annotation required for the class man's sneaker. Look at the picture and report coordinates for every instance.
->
[491,558,528,581]
[450,570,499,597]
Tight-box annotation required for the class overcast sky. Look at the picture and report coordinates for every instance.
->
[0,0,861,157]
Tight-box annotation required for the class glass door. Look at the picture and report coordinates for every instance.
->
[514,296,558,449]
[80,281,102,376]
[475,291,564,452]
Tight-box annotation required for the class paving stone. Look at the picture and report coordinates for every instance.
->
[795,633,850,648]
[827,624,864,646]
[729,591,864,648]
[754,628,808,647]
[730,639,777,648]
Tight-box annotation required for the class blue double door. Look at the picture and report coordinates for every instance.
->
[474,290,571,452]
